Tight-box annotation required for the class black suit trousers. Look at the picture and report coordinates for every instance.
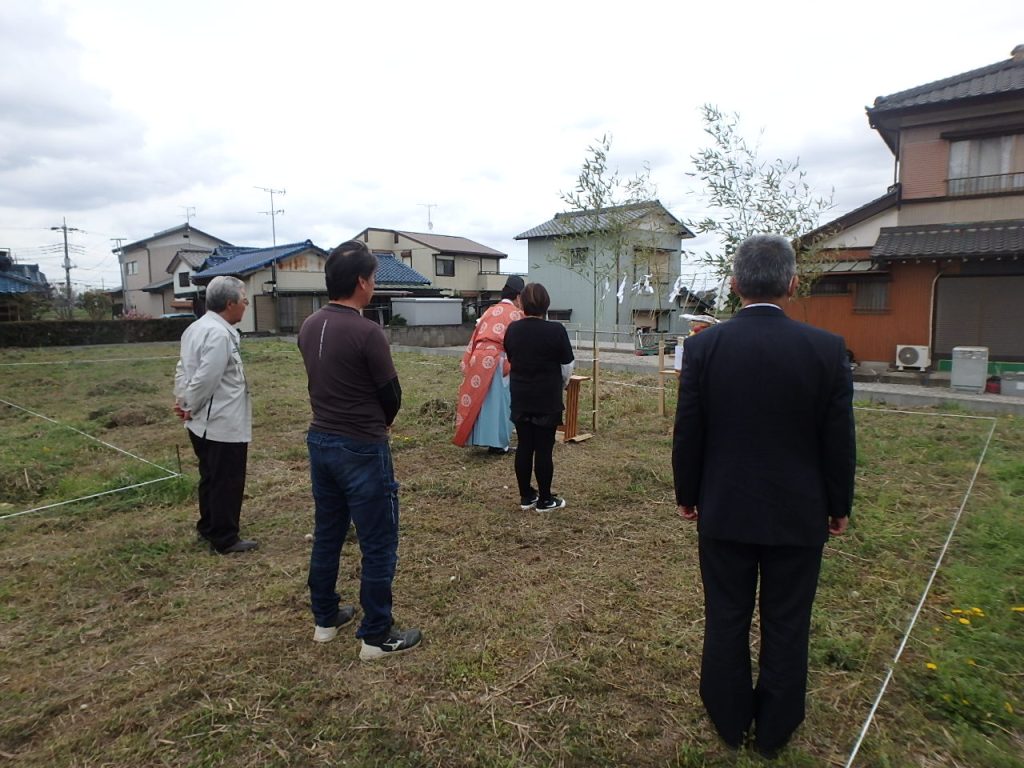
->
[697,535,823,751]
[188,429,248,551]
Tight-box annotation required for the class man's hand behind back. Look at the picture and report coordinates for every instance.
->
[678,504,698,521]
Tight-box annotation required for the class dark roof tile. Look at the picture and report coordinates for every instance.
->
[872,219,1024,261]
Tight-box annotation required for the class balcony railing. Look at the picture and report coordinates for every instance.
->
[948,172,1024,197]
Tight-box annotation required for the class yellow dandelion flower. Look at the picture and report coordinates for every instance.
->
[951,608,964,614]
[966,658,977,666]
[926,662,938,670]
[1012,607,1024,613]
[1005,702,1015,714]
[959,617,971,625]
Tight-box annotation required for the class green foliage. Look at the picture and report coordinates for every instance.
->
[688,104,835,308]
[80,290,113,321]
[389,312,408,327]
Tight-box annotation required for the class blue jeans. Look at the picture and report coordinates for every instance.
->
[306,430,400,639]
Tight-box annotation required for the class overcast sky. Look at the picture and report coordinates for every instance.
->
[2,0,1022,292]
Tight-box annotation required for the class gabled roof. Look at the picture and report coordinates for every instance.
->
[372,252,431,286]
[514,200,694,240]
[868,45,1024,153]
[872,219,1024,262]
[166,248,213,274]
[799,187,900,247]
[353,228,507,258]
[195,240,327,280]
[119,223,232,253]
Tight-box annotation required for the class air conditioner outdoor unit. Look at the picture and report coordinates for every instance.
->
[895,344,930,371]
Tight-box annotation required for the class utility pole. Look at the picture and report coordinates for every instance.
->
[418,203,437,231]
[51,218,81,319]
[255,186,285,245]
[111,237,127,313]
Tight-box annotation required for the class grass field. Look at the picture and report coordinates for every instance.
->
[0,339,1021,767]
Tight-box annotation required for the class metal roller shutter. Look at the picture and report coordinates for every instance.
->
[934,276,1024,359]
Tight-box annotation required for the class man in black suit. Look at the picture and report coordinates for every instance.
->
[672,234,856,758]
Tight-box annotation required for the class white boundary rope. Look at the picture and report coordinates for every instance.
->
[843,408,998,767]
[0,355,177,367]
[0,397,180,522]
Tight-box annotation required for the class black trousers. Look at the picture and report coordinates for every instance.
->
[188,430,248,551]
[513,420,557,501]
[697,535,823,751]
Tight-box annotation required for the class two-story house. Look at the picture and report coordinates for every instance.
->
[515,201,695,333]
[792,45,1024,365]
[117,224,232,317]
[191,240,433,333]
[351,228,518,317]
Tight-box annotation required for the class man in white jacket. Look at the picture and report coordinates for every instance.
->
[174,275,257,554]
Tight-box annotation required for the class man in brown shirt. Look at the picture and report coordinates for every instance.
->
[298,240,422,660]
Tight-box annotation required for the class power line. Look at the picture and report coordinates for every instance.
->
[50,218,81,318]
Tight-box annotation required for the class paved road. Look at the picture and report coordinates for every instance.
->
[392,344,1024,417]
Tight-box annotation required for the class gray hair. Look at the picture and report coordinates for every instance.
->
[205,276,246,312]
[732,235,796,299]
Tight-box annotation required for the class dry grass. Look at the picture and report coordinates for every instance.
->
[0,340,1021,767]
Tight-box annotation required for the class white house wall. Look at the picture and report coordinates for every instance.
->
[817,209,899,249]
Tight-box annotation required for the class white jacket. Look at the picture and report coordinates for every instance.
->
[174,311,252,443]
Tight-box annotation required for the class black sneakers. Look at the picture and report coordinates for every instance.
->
[313,605,357,643]
[359,627,423,660]
[536,496,566,511]
[520,489,539,510]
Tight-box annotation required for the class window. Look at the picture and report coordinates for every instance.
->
[125,261,138,276]
[178,272,191,288]
[854,281,889,312]
[948,135,1024,195]
[633,247,672,284]
[809,278,850,296]
[401,249,412,265]
[547,309,572,321]
[569,247,589,266]
[435,257,455,277]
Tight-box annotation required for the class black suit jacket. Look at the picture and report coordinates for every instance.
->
[672,305,855,547]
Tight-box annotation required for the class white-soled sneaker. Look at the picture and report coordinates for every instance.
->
[519,490,539,510]
[359,627,423,660]
[536,496,566,511]
[313,605,357,643]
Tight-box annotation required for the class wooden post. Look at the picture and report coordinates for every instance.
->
[558,375,593,443]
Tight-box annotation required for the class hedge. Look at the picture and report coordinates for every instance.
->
[0,319,194,348]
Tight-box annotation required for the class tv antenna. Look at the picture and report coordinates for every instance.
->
[255,186,286,245]
[181,206,196,224]
[418,203,437,231]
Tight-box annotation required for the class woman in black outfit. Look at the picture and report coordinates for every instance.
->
[503,282,575,511]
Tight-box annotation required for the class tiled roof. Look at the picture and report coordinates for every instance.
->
[196,241,327,279]
[0,272,48,294]
[869,46,1024,114]
[395,231,506,257]
[373,252,431,286]
[872,219,1024,261]
[514,200,694,240]
[142,277,173,292]
[0,263,48,295]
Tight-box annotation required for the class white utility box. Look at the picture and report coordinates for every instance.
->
[950,346,988,393]
[390,298,463,326]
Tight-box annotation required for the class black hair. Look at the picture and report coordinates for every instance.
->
[325,240,378,300]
